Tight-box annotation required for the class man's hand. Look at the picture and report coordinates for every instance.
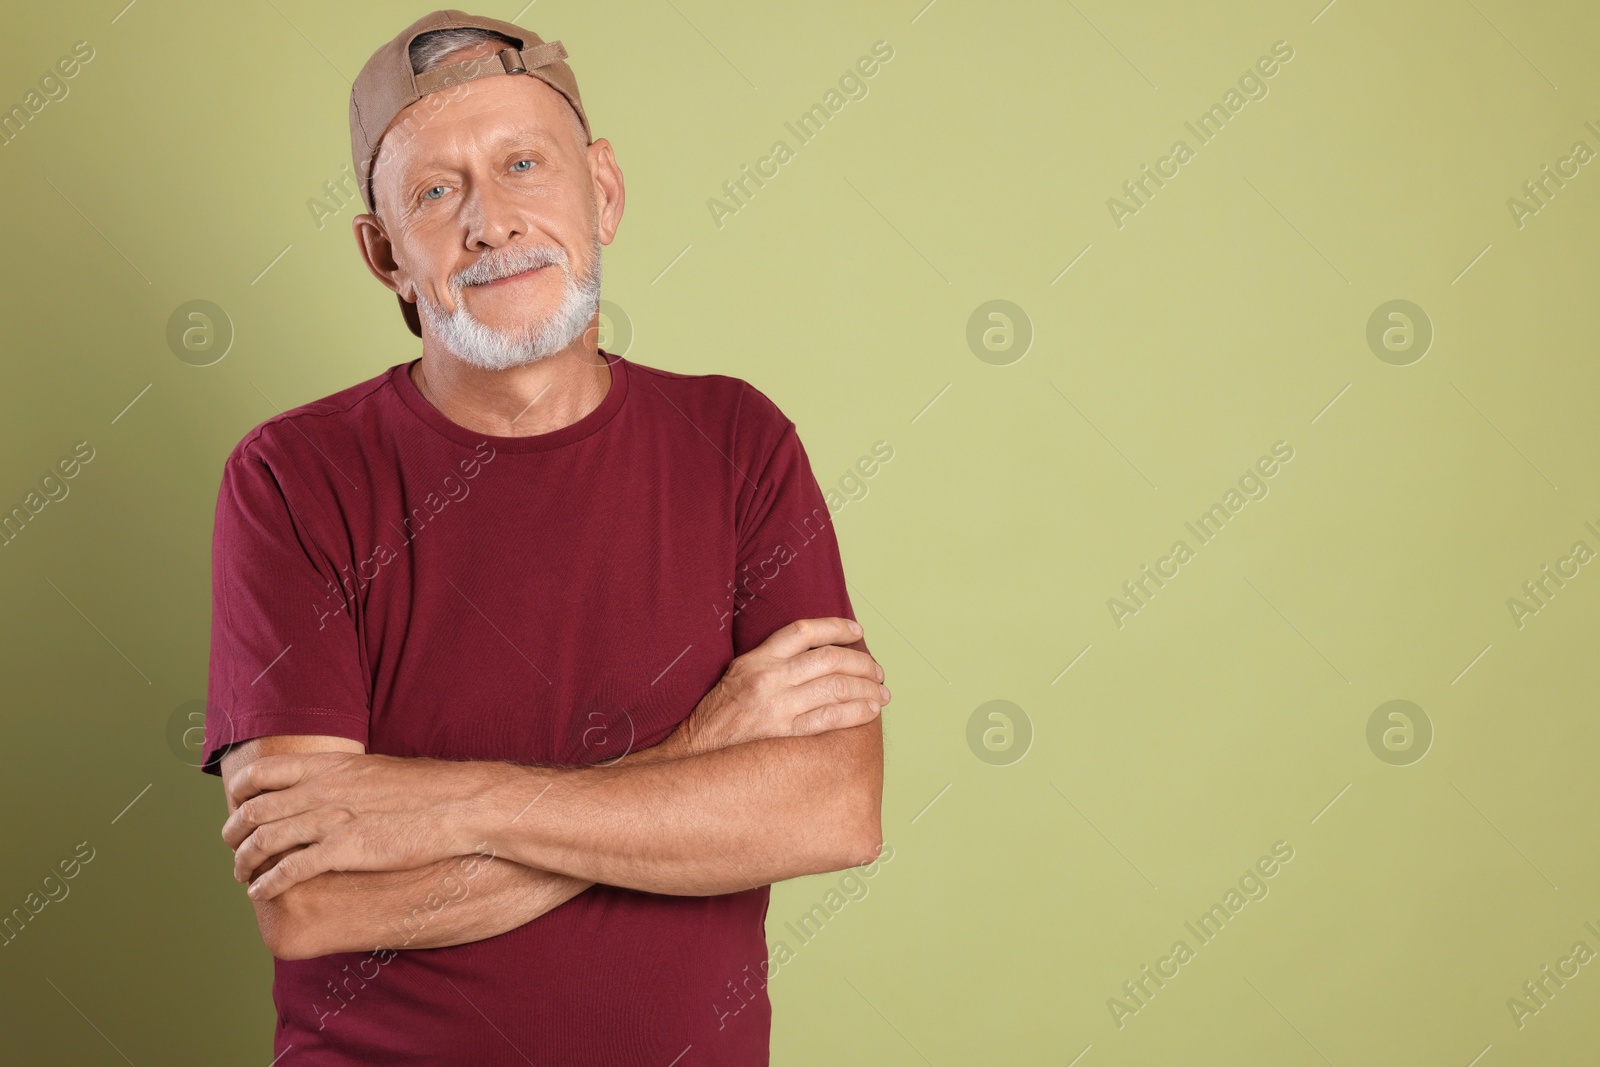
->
[677,617,889,755]
[222,751,476,897]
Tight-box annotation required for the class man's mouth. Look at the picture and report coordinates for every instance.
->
[474,265,548,288]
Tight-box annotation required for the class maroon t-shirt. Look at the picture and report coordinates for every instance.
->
[202,351,868,1066]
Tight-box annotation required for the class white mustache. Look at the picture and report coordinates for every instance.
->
[457,245,567,287]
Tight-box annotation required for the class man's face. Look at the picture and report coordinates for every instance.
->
[367,46,614,370]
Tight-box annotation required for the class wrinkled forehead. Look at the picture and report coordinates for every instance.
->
[370,72,580,205]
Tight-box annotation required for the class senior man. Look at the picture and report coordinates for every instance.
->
[201,10,890,1066]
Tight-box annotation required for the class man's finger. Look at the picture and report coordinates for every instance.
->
[226,753,315,810]
[756,617,863,660]
[786,645,883,687]
[790,699,882,736]
[220,788,309,850]
[247,842,333,902]
[233,814,323,884]
[791,673,889,716]
[250,845,306,884]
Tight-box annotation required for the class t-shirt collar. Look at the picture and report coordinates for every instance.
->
[389,351,629,453]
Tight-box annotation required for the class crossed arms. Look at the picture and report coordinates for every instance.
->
[217,617,890,960]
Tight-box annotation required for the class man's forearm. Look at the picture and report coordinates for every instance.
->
[261,851,588,960]
[468,718,884,896]
[256,730,696,959]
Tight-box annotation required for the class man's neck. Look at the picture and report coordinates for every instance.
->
[411,342,612,438]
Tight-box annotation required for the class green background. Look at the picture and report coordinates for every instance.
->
[2,0,1597,1062]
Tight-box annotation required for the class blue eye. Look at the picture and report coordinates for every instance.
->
[422,186,447,201]
[511,159,535,172]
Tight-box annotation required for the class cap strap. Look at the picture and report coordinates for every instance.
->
[413,40,569,95]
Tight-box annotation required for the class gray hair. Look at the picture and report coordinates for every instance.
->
[409,27,518,74]
[408,27,588,148]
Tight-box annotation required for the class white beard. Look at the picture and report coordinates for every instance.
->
[416,222,603,372]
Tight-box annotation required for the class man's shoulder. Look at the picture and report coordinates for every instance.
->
[224,363,399,469]
[625,358,795,444]
[626,357,750,404]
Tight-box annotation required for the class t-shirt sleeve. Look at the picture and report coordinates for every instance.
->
[201,439,371,776]
[730,384,871,661]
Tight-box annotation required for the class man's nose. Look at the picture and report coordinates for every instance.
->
[462,176,530,249]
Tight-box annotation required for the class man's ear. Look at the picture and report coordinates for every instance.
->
[587,138,625,246]
[352,213,412,300]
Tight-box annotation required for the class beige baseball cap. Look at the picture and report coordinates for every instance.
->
[349,9,592,337]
